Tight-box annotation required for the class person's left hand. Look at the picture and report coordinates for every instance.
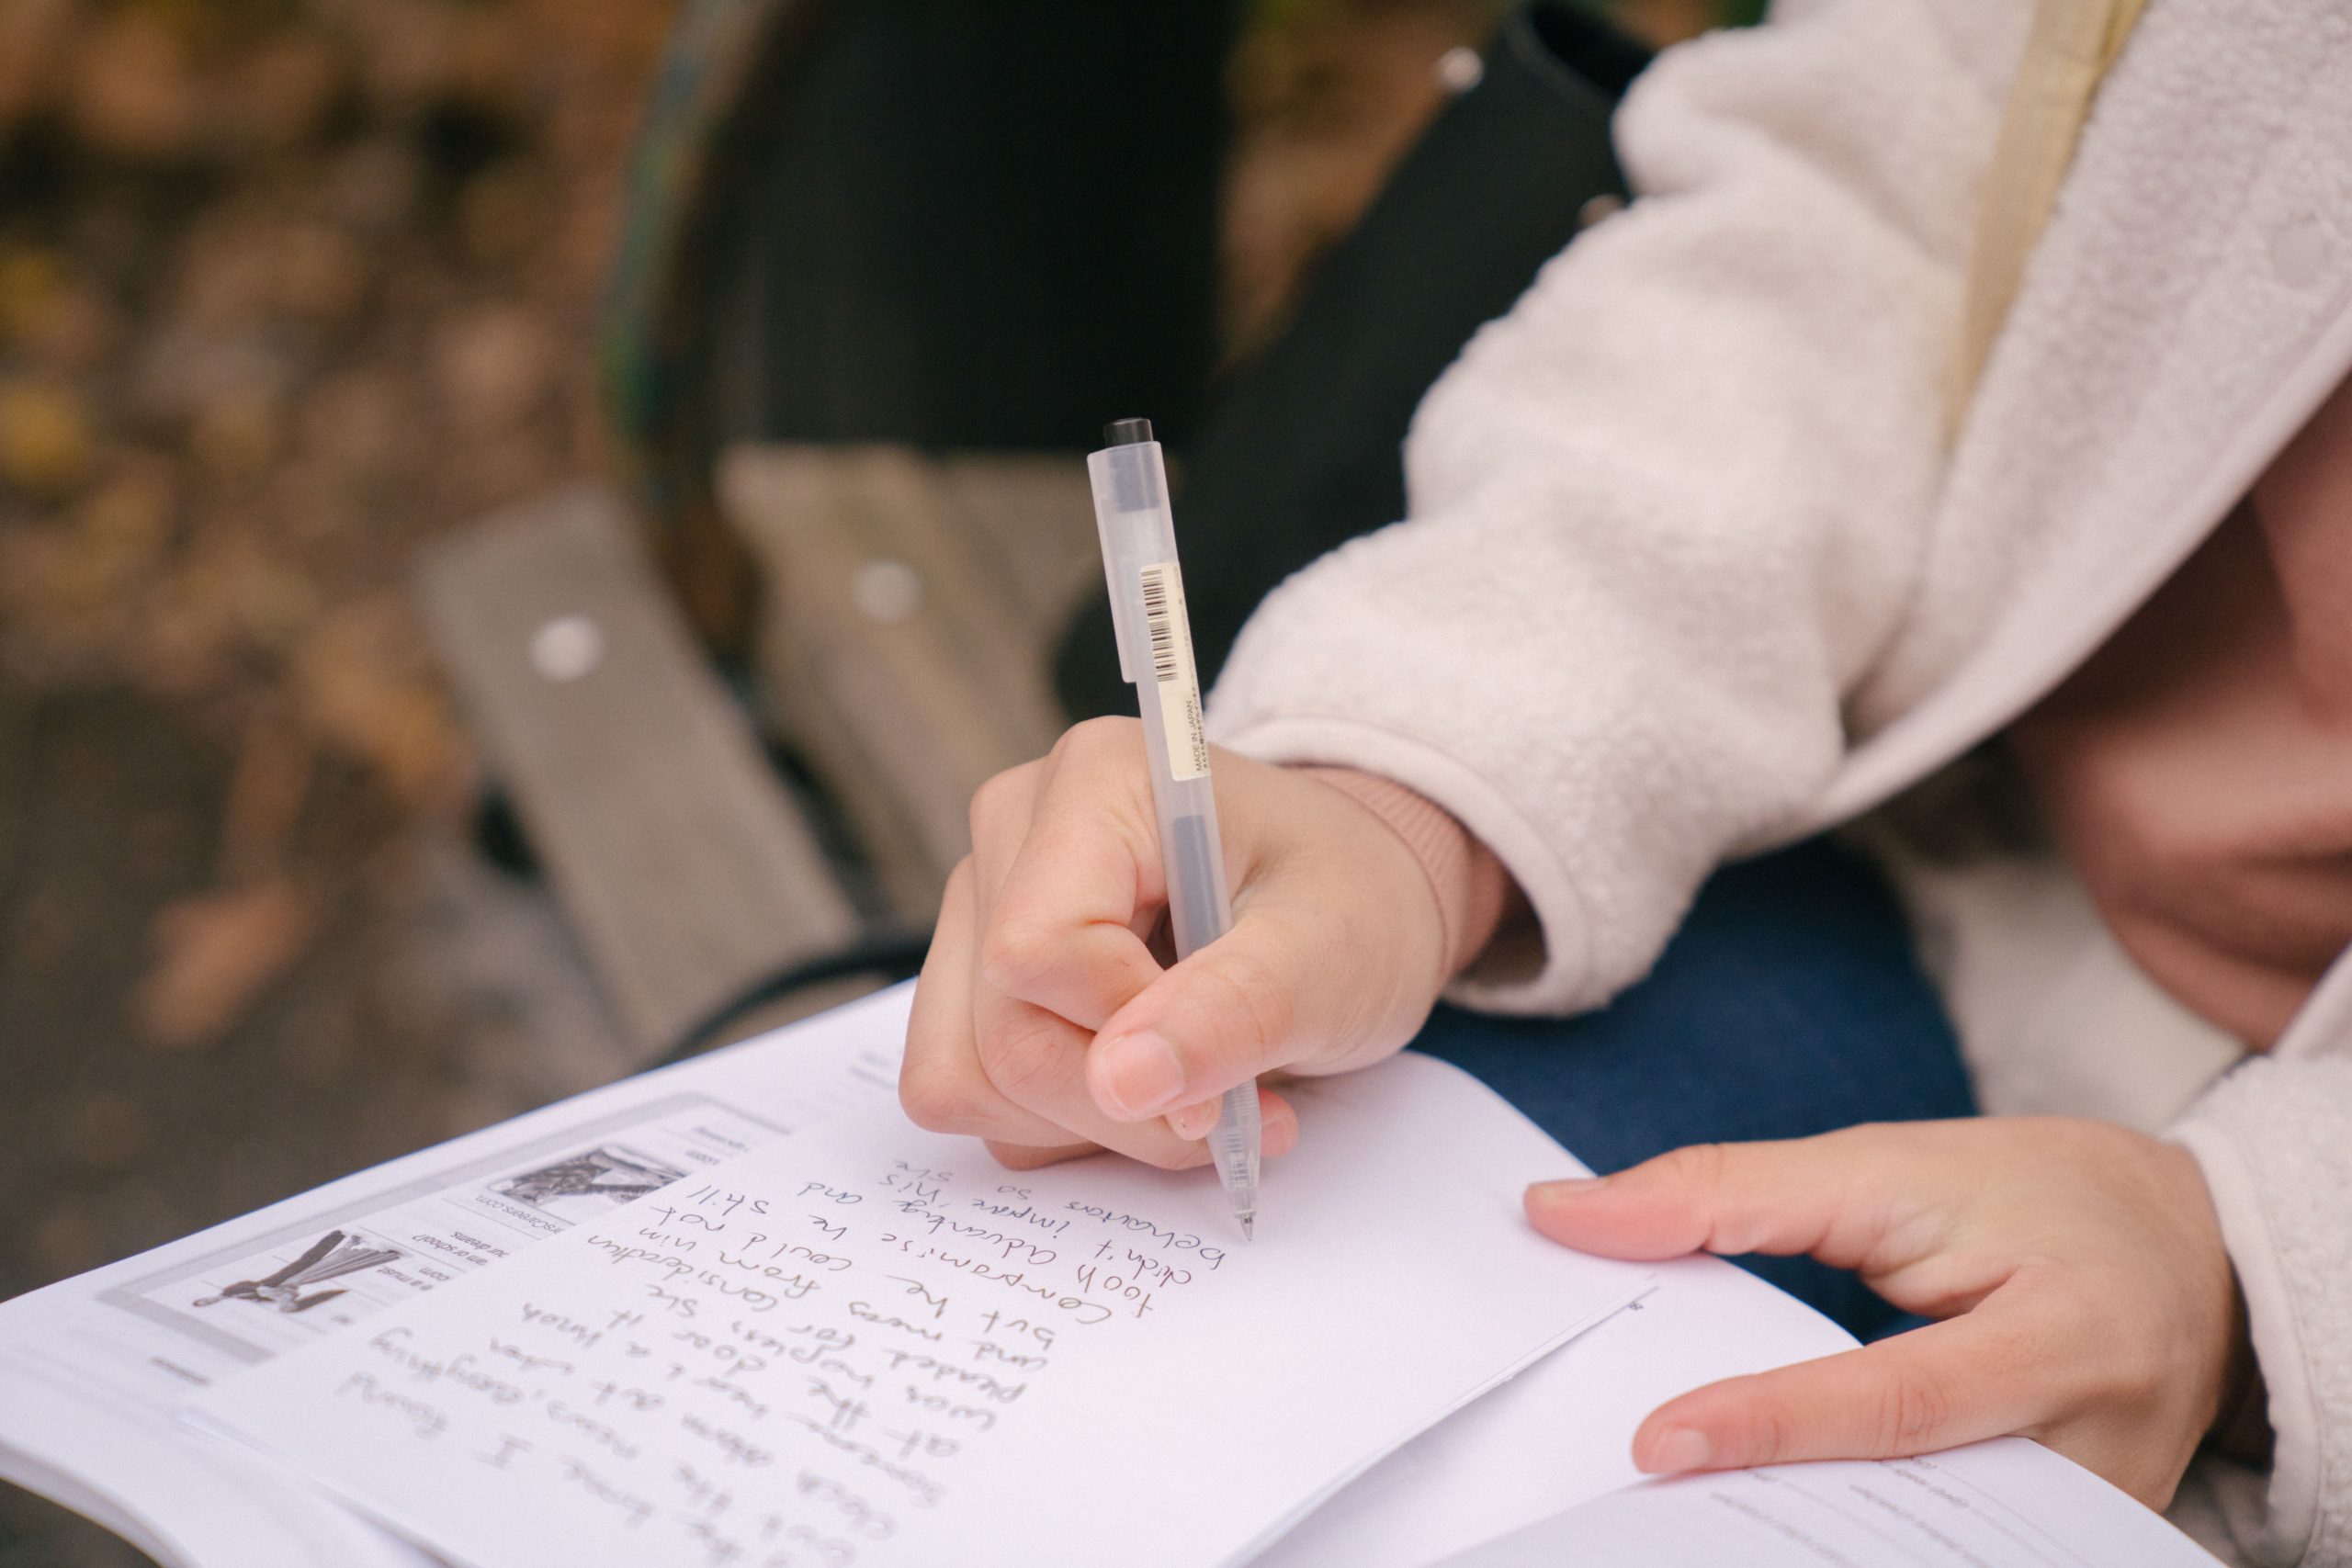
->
[1525,1118,2250,1508]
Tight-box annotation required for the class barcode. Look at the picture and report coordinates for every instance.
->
[1138,559,1210,781]
[1141,564,1182,683]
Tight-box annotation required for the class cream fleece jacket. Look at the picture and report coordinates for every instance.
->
[1204,1,2352,1561]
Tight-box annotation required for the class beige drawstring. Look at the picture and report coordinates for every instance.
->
[1951,0,2153,425]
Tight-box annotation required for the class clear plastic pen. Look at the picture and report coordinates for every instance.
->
[1087,418,1261,1240]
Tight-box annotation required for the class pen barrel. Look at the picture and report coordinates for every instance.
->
[1086,439,1236,962]
[1091,433,1256,1230]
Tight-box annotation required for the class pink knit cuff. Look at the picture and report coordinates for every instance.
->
[1297,766,1513,976]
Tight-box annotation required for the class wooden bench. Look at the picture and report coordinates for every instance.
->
[719,444,1101,923]
[416,486,869,1058]
[415,453,1100,1065]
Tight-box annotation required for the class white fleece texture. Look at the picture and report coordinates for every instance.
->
[1202,0,2352,1560]
[1839,0,2352,801]
[2176,1058,2352,1568]
[1211,0,2027,1012]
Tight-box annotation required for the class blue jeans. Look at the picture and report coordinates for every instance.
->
[1411,839,1974,1341]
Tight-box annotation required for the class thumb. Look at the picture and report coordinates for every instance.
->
[1629,1306,2045,1475]
[1086,907,1363,1124]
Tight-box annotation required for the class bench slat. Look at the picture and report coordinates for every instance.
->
[418,486,861,1053]
[721,446,1097,919]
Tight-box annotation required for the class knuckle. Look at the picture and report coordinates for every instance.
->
[2013,1266,2162,1413]
[1650,1142,1734,1199]
[1057,716,1137,765]
[967,764,1038,848]
[932,858,974,931]
[978,918,1057,995]
[1636,1144,1743,1251]
[1872,1371,1954,1454]
[976,1015,1074,1107]
[1193,943,1296,1054]
[899,1056,988,1134]
[2074,1327,2166,1415]
[1743,1397,1798,1465]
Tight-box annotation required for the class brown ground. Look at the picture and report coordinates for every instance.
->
[0,3,1710,1562]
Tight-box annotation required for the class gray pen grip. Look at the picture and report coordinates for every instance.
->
[1162,811,1229,960]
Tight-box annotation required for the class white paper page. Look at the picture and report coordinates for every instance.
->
[1440,1436,2223,1567]
[1264,1250,1860,1568]
[194,1054,1653,1568]
[0,985,916,1568]
[0,1356,402,1568]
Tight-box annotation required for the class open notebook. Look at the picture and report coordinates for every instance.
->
[0,986,2222,1567]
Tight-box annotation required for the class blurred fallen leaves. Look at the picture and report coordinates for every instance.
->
[65,8,205,163]
[65,1092,153,1171]
[0,451,169,633]
[136,876,319,1050]
[218,710,317,882]
[0,0,674,1112]
[0,0,671,806]
[293,596,467,812]
[174,206,371,335]
[187,387,283,481]
[433,301,555,435]
[0,377,97,495]
[0,0,76,132]
[223,29,345,153]
[0,245,120,371]
[133,709,334,1050]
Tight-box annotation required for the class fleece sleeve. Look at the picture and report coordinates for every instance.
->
[1205,0,2030,1012]
[2172,1056,2352,1568]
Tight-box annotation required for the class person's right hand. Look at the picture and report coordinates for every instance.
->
[900,717,1453,1170]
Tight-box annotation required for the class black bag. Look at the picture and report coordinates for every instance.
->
[1054,4,1650,719]
[610,1,1644,686]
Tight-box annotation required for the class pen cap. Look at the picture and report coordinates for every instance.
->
[1087,427,1182,688]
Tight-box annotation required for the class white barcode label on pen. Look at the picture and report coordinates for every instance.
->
[1139,560,1211,781]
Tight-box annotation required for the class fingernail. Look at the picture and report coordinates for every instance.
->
[1639,1427,1713,1474]
[1094,1031,1186,1120]
[1166,1100,1219,1141]
[1526,1176,1608,1205]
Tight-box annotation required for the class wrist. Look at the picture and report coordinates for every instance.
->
[2209,1283,2273,1465]
[2147,1136,2267,1466]
[1293,766,1516,976]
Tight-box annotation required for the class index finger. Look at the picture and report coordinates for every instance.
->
[969,975,1301,1170]
[1523,1128,1969,1280]
[979,736,1170,1031]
